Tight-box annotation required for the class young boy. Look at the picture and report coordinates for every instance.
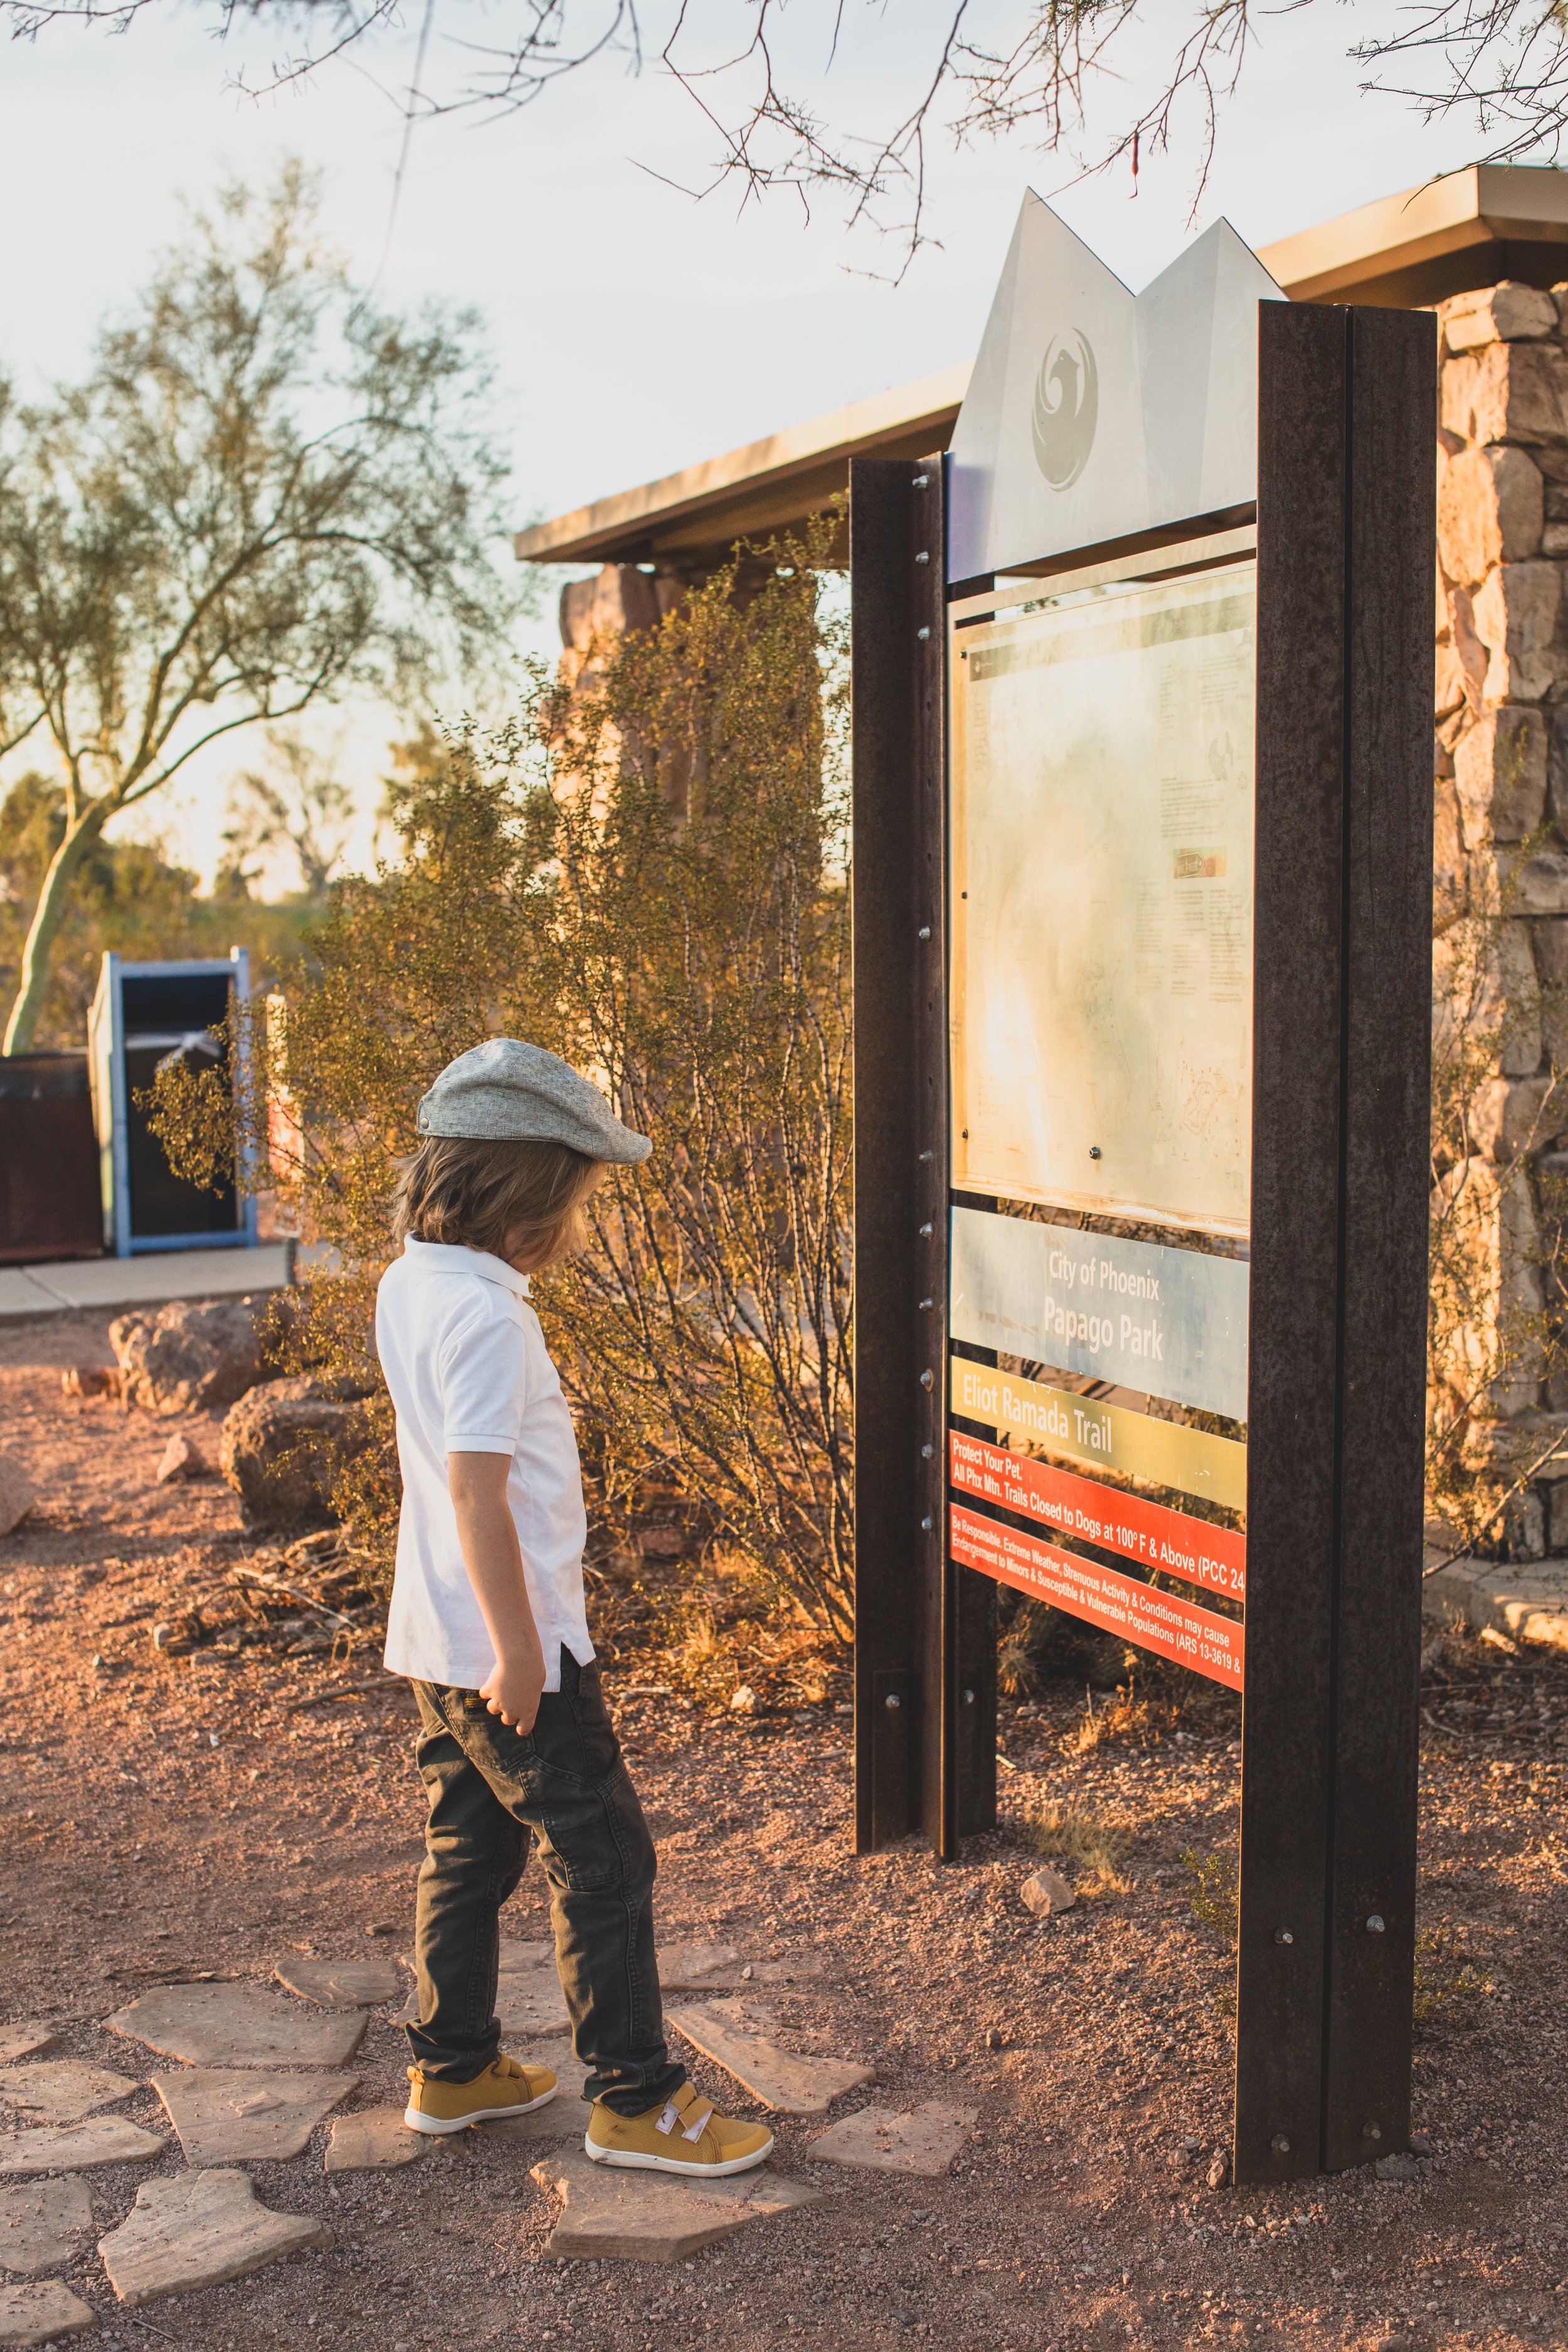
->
[376,1036,772,2176]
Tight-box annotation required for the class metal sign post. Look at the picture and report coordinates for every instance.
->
[850,196,1433,2185]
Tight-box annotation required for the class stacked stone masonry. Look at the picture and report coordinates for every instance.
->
[1436,280,1568,1560]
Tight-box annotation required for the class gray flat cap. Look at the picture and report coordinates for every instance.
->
[416,1039,651,1164]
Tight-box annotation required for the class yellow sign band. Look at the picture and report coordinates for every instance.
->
[949,1359,1247,1512]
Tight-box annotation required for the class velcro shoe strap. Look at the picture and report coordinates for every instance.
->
[681,2104,714,2143]
[655,2101,681,2136]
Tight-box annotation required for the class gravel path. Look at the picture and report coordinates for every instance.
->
[1,1307,1564,2349]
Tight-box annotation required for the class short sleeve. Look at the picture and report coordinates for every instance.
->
[438,1297,528,1456]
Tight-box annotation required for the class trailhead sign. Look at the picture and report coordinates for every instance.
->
[850,189,1434,2185]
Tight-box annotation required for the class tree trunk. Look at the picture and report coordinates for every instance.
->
[3,805,110,1053]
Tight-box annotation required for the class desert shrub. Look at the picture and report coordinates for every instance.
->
[1182,1843,1240,1946]
[152,521,852,1635]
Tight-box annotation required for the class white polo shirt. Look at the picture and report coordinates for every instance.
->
[375,1238,594,1692]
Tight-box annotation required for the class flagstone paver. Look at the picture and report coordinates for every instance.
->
[105,1983,365,2069]
[0,2065,139,2126]
[0,2279,98,2345]
[667,2004,872,2114]
[530,2151,818,2262]
[323,2107,426,2173]
[658,1942,743,1990]
[0,2034,56,2068]
[0,2180,94,2277]
[398,1939,569,2034]
[0,2119,166,2179]
[808,2100,978,2176]
[152,2070,359,2166]
[98,2169,332,2307]
[273,1958,401,2011]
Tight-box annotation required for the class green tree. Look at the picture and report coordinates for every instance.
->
[0,163,522,1052]
[0,771,305,1046]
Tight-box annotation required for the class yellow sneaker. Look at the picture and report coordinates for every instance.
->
[403,2053,558,2135]
[585,2080,774,2176]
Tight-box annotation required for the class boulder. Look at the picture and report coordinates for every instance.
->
[1020,1867,1076,1917]
[219,1377,369,1526]
[110,1296,273,1417]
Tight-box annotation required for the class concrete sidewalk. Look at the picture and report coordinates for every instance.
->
[0,1243,297,1318]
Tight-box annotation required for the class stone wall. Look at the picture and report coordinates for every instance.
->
[1435,280,1568,1557]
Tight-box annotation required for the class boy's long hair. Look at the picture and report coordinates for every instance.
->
[392,1135,601,1268]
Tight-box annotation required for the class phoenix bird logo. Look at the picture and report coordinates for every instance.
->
[1032,330,1099,489]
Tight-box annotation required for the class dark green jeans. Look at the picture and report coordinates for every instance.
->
[408,1656,686,2116]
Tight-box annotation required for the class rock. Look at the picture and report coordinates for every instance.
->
[0,2030,56,2066]
[1444,280,1559,348]
[1020,1868,1076,1917]
[1449,339,1568,445]
[530,2149,817,2263]
[218,1376,369,1525]
[273,1957,401,2010]
[0,2280,98,2345]
[985,2028,1005,2051]
[1439,445,1545,584]
[0,2178,94,2275]
[1205,2148,1231,2190]
[810,2100,977,2177]
[1409,2128,1434,2155]
[60,1365,118,1400]
[98,2168,333,2307]
[666,2005,872,2114]
[324,2107,427,2173]
[110,1296,272,1417]
[1472,559,1562,702]
[154,1433,209,1485]
[0,2117,166,2177]
[1374,2151,1424,2184]
[105,1981,366,2070]
[728,1685,758,1715]
[658,1943,744,1992]
[1466,1073,1565,1163]
[152,2069,358,2166]
[559,564,660,653]
[1453,706,1547,844]
[0,2062,139,2126]
[0,1458,33,1539]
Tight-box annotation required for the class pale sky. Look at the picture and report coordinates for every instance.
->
[0,0,1502,886]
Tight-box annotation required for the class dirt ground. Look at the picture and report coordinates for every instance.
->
[2,1304,1565,2351]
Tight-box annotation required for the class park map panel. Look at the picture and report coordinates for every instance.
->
[950,563,1256,1238]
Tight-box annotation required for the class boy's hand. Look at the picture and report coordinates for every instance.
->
[480,1646,546,1734]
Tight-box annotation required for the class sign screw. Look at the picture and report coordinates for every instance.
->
[1271,2134,1290,2155]
[1089,1144,1102,1160]
[1366,1915,1385,1934]
[917,627,931,641]
[919,1223,933,1238]
[919,1370,935,1390]
[921,1444,933,1459]
[919,1150,934,1163]
[918,926,931,940]
[1273,1928,1294,1946]
[885,1692,903,1709]
[913,474,930,487]
[915,550,930,564]
[1362,2122,1382,2141]
[919,1297,934,1311]
[960,1688,975,1705]
[921,1515,934,1533]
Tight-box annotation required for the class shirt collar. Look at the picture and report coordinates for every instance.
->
[402,1237,531,1298]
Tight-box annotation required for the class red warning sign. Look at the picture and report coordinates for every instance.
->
[950,1502,1244,1692]
[948,1430,1245,1600]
